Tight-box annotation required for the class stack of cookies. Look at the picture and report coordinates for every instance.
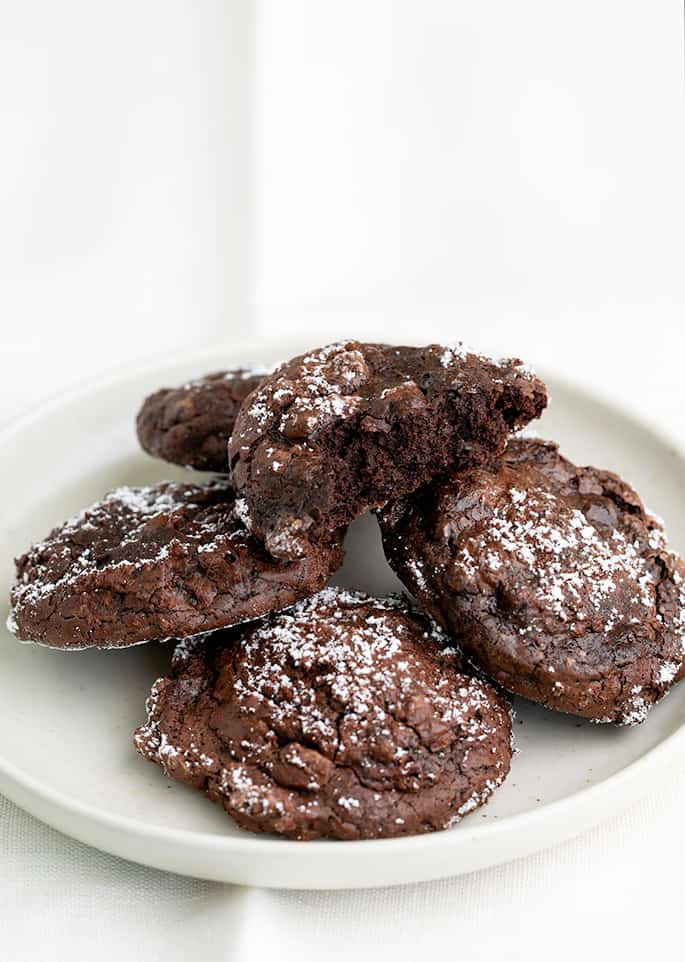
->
[8,341,685,841]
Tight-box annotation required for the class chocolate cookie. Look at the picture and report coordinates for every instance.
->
[137,369,267,472]
[229,341,547,560]
[134,588,513,840]
[9,481,343,650]
[378,438,685,725]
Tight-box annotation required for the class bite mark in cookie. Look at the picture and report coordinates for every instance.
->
[229,341,547,560]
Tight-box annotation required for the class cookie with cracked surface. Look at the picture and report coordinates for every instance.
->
[9,480,343,650]
[378,438,685,726]
[134,588,513,841]
[136,369,267,472]
[228,341,547,560]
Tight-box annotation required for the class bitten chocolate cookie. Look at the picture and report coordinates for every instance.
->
[134,588,513,840]
[9,481,343,650]
[229,341,547,560]
[137,369,267,472]
[378,438,685,726]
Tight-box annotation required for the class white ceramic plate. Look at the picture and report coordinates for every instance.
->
[1,337,684,890]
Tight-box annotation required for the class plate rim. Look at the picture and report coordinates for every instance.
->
[2,335,685,886]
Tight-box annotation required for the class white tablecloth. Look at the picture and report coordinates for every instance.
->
[2,779,684,961]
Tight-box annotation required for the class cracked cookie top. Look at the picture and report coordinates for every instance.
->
[379,438,685,725]
[228,340,547,560]
[9,481,344,650]
[134,587,513,840]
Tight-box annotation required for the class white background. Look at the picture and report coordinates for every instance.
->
[1,2,684,960]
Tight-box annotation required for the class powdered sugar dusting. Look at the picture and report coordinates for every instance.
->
[171,631,215,665]
[437,341,537,380]
[276,342,367,436]
[134,675,220,775]
[235,362,276,380]
[5,609,18,636]
[10,480,246,639]
[446,776,507,827]
[178,364,274,392]
[453,484,660,632]
[136,588,511,833]
[231,342,371,454]
[620,686,649,727]
[223,590,504,808]
[233,496,252,529]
